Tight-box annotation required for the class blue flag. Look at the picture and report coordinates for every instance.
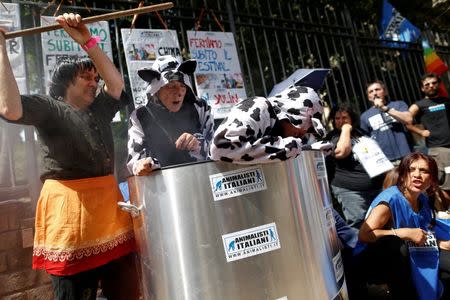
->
[380,0,421,43]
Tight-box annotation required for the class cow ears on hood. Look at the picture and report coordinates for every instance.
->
[138,59,197,83]
[137,69,161,83]
[178,59,197,75]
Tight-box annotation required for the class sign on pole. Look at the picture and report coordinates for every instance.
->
[187,31,247,119]
[1,3,27,93]
[121,29,182,107]
[40,16,113,92]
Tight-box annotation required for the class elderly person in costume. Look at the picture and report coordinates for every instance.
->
[210,85,330,163]
[127,55,214,176]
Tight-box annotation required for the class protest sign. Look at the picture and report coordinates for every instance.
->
[1,3,27,93]
[187,31,247,119]
[121,29,181,107]
[40,16,113,92]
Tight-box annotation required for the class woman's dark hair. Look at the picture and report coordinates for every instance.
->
[383,167,399,190]
[49,56,96,100]
[397,152,439,196]
[328,103,359,128]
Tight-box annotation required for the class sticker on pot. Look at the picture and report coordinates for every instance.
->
[314,157,327,179]
[332,252,344,282]
[222,222,280,262]
[210,166,267,201]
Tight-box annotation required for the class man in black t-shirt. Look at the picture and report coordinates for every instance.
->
[409,73,450,192]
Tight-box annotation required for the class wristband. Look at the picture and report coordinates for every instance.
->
[81,36,100,51]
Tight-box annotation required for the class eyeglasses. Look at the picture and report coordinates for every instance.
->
[408,167,430,175]
[423,80,439,87]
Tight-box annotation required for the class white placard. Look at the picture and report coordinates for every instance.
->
[222,223,281,262]
[352,136,394,178]
[187,31,247,119]
[1,3,27,93]
[121,29,181,107]
[40,16,113,92]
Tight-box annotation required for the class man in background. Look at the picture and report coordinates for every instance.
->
[360,80,413,164]
[408,73,450,194]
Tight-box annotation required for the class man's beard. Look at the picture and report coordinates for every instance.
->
[426,88,439,98]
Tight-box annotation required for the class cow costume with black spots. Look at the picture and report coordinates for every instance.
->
[127,55,214,175]
[210,86,331,164]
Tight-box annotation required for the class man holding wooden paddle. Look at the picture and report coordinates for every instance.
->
[0,13,139,299]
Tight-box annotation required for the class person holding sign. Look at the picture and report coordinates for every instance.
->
[325,104,384,229]
[127,55,214,175]
[358,152,440,300]
[360,80,413,164]
[0,13,138,300]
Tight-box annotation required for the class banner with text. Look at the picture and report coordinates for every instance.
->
[187,31,247,119]
[121,29,181,107]
[1,3,27,93]
[40,16,113,93]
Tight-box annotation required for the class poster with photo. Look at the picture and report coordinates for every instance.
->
[1,3,27,93]
[121,29,181,107]
[187,31,247,119]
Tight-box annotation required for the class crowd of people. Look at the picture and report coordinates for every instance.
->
[1,12,450,300]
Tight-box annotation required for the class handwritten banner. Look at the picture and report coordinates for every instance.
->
[1,3,27,93]
[121,29,181,107]
[40,16,113,93]
[187,31,247,119]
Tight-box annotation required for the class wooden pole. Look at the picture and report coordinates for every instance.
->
[4,2,174,39]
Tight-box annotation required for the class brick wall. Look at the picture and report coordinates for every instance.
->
[0,199,53,300]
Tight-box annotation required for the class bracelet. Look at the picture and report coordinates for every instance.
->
[81,36,100,51]
[391,228,397,236]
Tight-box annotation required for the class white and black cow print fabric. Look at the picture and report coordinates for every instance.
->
[127,55,214,174]
[137,55,197,98]
[210,86,330,164]
[127,100,213,174]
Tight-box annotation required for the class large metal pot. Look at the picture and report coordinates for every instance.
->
[127,151,347,300]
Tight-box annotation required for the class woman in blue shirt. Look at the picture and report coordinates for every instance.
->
[358,152,439,299]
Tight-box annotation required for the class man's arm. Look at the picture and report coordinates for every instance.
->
[406,104,430,137]
[384,107,413,125]
[0,30,22,120]
[373,97,412,125]
[56,13,124,100]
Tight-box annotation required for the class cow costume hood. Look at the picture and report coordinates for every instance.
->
[268,85,326,138]
[138,55,197,101]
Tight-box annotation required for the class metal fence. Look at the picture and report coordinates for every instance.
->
[2,0,450,202]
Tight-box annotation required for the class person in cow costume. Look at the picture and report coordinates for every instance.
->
[210,85,331,163]
[127,55,214,176]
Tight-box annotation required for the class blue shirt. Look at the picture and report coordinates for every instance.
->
[367,185,432,230]
[360,101,411,161]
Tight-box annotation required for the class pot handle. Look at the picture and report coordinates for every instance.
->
[118,201,142,218]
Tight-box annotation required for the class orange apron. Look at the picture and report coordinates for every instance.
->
[32,175,135,276]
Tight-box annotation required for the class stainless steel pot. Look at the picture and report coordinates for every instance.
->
[126,151,347,300]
